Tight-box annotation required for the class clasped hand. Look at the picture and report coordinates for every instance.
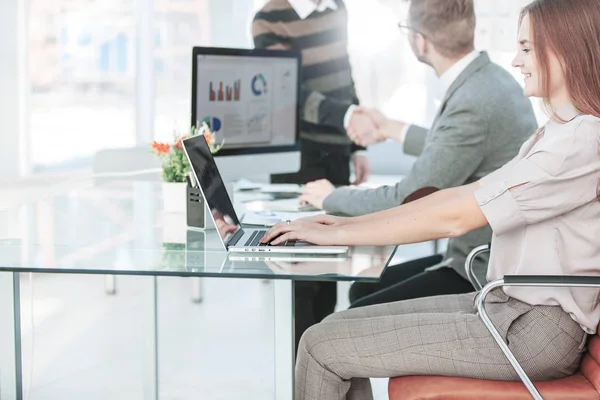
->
[346,106,384,147]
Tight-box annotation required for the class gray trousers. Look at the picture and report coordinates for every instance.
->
[295,289,587,400]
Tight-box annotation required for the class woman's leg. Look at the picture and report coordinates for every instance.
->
[331,290,477,321]
[350,266,474,308]
[348,255,443,304]
[295,291,586,400]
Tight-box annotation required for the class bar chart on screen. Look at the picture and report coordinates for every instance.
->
[209,79,241,102]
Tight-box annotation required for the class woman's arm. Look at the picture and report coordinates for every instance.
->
[303,182,482,227]
[337,185,488,245]
[349,181,482,224]
[263,181,489,246]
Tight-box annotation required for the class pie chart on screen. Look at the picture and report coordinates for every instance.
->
[201,116,222,132]
[251,74,267,96]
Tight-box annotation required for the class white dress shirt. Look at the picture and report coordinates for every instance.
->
[435,50,480,102]
[287,0,338,20]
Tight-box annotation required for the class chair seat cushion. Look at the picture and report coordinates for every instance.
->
[388,373,600,400]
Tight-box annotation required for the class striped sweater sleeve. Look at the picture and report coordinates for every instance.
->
[252,18,353,135]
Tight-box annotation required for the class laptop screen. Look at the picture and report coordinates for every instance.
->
[182,135,242,245]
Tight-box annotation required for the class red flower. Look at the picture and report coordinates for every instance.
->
[204,132,215,146]
[175,136,189,149]
[151,141,170,154]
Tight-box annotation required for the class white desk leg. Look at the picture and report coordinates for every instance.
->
[143,276,158,400]
[190,278,203,303]
[274,280,294,399]
[104,275,117,295]
[0,272,23,400]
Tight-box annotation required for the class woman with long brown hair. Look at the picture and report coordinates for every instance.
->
[261,0,600,398]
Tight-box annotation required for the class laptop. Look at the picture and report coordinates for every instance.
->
[182,135,348,255]
[228,253,348,262]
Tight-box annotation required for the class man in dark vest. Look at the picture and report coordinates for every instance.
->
[253,0,378,352]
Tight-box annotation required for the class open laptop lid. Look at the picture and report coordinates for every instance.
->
[182,135,244,250]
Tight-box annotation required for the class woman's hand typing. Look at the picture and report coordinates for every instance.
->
[260,217,345,246]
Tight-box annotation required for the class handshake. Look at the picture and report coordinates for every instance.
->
[346,106,405,147]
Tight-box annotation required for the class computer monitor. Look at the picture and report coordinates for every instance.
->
[191,47,301,184]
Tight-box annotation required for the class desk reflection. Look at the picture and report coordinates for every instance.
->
[227,245,395,280]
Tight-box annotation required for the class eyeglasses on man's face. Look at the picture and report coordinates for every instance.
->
[397,22,426,38]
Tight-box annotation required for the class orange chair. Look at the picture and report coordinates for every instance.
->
[402,187,439,204]
[389,245,600,400]
[389,326,600,399]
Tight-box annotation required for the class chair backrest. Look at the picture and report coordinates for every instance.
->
[402,186,439,204]
[580,324,600,393]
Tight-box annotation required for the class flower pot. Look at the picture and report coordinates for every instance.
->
[162,182,187,213]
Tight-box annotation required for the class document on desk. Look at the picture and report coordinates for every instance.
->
[245,198,319,212]
[242,210,325,226]
[260,184,303,194]
[234,179,304,194]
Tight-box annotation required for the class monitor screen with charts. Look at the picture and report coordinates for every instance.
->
[192,47,301,157]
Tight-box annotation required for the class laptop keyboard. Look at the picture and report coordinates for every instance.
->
[245,230,265,246]
[244,230,296,247]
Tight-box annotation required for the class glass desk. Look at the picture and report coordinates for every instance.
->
[0,180,396,400]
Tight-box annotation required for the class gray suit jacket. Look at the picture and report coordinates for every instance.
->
[323,52,538,279]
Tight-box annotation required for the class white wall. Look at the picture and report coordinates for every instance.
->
[0,0,28,181]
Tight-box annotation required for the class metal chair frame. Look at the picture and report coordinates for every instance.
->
[465,246,600,400]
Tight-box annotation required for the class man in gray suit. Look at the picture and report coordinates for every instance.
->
[299,0,539,307]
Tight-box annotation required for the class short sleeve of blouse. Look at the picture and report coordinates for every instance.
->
[474,117,600,235]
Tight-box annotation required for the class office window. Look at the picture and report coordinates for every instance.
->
[475,0,546,124]
[28,0,136,171]
[153,0,207,141]
[153,0,266,142]
[26,0,274,173]
[345,0,430,126]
